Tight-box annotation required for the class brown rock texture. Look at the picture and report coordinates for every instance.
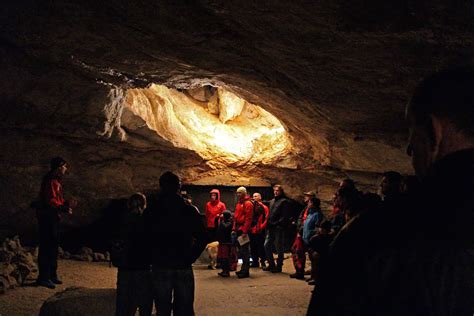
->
[39,287,116,316]
[1,1,474,239]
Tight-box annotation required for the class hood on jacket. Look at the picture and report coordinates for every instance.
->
[210,189,221,204]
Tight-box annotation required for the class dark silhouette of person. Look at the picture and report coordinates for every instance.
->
[35,157,76,289]
[144,171,207,316]
[308,66,474,315]
[115,193,153,316]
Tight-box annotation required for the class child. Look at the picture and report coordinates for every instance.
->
[215,210,237,277]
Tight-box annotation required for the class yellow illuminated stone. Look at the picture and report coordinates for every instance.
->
[125,84,292,165]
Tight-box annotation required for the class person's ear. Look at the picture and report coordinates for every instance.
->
[430,114,444,157]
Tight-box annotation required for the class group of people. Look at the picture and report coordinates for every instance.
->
[32,66,474,315]
[204,185,295,278]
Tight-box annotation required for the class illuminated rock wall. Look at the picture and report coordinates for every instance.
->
[125,85,292,166]
[1,0,473,240]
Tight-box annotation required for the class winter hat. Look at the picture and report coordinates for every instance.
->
[50,157,67,170]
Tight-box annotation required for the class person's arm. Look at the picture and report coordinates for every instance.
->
[190,207,208,263]
[259,204,270,231]
[275,200,291,227]
[240,201,254,235]
[43,179,74,214]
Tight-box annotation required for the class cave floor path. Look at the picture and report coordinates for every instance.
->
[0,258,312,315]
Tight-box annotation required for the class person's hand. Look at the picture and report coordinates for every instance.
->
[68,198,78,209]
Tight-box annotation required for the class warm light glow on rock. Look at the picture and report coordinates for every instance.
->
[125,84,292,165]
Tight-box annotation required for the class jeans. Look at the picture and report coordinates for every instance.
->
[264,227,286,267]
[152,267,195,316]
[116,269,153,316]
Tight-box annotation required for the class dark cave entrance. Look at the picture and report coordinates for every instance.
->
[59,185,277,253]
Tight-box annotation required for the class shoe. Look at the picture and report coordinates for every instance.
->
[236,271,250,279]
[218,271,230,277]
[289,273,305,280]
[307,279,316,286]
[304,269,311,275]
[305,278,314,282]
[262,266,274,272]
[51,278,63,285]
[207,264,215,270]
[271,266,282,273]
[36,279,56,289]
[260,262,267,269]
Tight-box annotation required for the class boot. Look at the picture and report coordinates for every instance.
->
[36,279,56,289]
[236,270,250,278]
[51,277,63,285]
[218,271,230,277]
[290,272,305,280]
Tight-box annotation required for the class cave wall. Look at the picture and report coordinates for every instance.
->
[1,0,474,241]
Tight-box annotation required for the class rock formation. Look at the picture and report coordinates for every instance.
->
[1,1,474,240]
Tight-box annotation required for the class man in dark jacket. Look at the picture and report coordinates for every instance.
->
[35,157,75,289]
[145,171,207,316]
[308,67,474,315]
[116,193,153,316]
[263,185,292,273]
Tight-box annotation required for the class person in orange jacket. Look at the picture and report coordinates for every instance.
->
[233,186,254,278]
[205,189,227,242]
[249,192,269,268]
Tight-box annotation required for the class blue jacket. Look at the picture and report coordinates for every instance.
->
[303,208,324,245]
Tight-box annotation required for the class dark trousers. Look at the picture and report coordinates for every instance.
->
[206,227,216,243]
[152,267,195,316]
[236,241,251,274]
[116,269,153,316]
[37,214,59,281]
[264,227,286,268]
[249,232,266,265]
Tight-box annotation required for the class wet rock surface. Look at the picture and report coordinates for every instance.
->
[1,1,474,240]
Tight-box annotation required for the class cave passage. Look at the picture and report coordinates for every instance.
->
[125,84,293,165]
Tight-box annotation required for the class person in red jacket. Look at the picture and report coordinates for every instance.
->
[290,191,315,280]
[249,192,269,269]
[233,186,254,278]
[35,157,76,289]
[205,189,227,242]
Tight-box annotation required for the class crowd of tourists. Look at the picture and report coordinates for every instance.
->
[32,66,473,315]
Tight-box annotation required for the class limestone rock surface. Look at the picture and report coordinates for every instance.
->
[1,1,473,240]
